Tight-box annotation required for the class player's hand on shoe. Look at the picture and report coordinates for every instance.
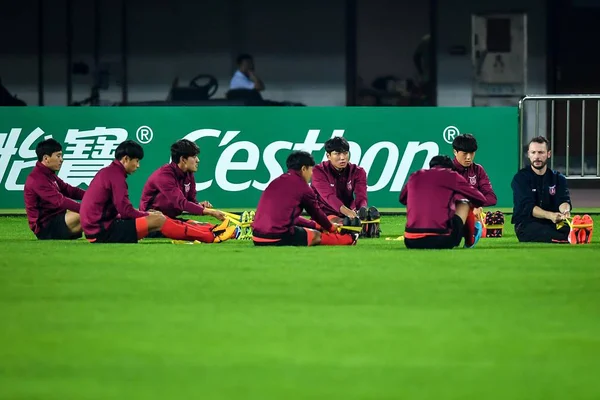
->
[549,212,565,224]
[200,200,213,208]
[330,223,342,232]
[205,209,226,221]
[148,209,163,216]
[341,206,358,219]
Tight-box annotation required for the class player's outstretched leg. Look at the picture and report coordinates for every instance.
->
[319,231,359,246]
[154,217,235,243]
[300,227,358,246]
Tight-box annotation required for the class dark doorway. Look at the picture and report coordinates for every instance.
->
[548,0,600,176]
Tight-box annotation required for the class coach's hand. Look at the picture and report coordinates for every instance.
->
[549,212,565,224]
[204,208,226,221]
[200,200,213,208]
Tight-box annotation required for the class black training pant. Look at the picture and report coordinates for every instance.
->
[515,221,569,243]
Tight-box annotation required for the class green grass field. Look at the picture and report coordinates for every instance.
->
[1,215,599,399]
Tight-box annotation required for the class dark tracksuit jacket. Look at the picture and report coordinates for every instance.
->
[511,166,572,242]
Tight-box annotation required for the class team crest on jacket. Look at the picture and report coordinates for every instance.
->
[549,185,556,195]
[184,183,190,193]
[469,175,477,185]
[347,180,352,190]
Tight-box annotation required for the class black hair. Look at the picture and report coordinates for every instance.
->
[452,134,478,153]
[286,150,316,171]
[429,155,454,169]
[324,137,350,154]
[36,138,62,162]
[236,53,253,65]
[171,139,199,164]
[115,140,144,161]
[528,135,550,151]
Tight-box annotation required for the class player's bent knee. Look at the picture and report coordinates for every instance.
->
[146,213,166,231]
[311,230,322,246]
[64,211,82,232]
[454,201,470,222]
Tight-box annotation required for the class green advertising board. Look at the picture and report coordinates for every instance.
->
[0,107,517,210]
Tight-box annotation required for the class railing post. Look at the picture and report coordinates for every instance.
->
[518,94,600,179]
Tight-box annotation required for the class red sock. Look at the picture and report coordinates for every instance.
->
[464,209,475,246]
[160,218,215,243]
[135,217,149,240]
[320,232,354,246]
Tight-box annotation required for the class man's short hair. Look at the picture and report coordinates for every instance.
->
[286,150,316,171]
[171,139,200,164]
[528,135,550,150]
[115,140,144,161]
[429,155,454,169]
[452,134,478,153]
[324,137,350,154]
[36,138,62,162]
[236,53,253,65]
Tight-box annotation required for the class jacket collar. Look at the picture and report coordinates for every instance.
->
[325,160,349,176]
[35,161,56,177]
[169,162,187,179]
[452,157,470,173]
[111,159,128,176]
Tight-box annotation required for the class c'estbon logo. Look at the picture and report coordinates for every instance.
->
[182,129,439,192]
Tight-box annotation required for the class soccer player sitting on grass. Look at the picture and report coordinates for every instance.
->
[251,150,359,247]
[139,139,228,237]
[399,155,486,249]
[24,138,85,240]
[311,136,380,238]
[451,133,498,236]
[80,140,236,244]
[511,136,593,244]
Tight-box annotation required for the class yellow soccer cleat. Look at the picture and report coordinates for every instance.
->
[213,226,237,243]
[211,219,230,236]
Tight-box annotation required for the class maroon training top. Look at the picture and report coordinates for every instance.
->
[311,161,368,216]
[24,162,85,235]
[139,162,205,218]
[399,166,486,234]
[252,170,333,236]
[80,160,148,237]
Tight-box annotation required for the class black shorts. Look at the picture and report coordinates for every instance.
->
[36,212,81,240]
[515,220,569,243]
[253,226,309,247]
[87,219,139,244]
[404,215,464,249]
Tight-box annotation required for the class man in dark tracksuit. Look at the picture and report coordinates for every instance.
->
[511,136,572,243]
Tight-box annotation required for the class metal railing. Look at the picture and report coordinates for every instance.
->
[518,94,600,178]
